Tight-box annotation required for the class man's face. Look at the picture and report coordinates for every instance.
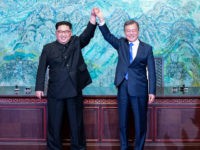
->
[124,23,139,42]
[56,25,72,44]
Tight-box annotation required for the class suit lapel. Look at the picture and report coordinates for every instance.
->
[130,40,144,65]
[135,41,143,59]
[125,41,130,64]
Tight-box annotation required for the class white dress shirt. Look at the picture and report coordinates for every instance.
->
[129,39,139,61]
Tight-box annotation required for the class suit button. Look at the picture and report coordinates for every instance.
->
[66,64,70,68]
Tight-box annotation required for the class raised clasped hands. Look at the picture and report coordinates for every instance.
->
[93,7,104,23]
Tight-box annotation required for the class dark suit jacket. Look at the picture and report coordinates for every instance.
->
[35,22,96,99]
[99,23,156,96]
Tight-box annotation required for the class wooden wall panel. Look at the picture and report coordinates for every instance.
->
[101,106,119,141]
[84,107,100,141]
[155,106,200,142]
[146,107,153,141]
[0,105,46,141]
[0,95,200,150]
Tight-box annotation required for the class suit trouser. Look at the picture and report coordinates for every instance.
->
[47,94,86,150]
[117,80,148,150]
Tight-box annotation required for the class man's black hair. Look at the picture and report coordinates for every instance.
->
[55,21,72,30]
[124,20,139,31]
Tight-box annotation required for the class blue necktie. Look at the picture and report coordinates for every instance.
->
[129,43,134,63]
[125,43,134,80]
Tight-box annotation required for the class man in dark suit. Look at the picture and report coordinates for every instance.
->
[35,9,97,150]
[94,8,156,150]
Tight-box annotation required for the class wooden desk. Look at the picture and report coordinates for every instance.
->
[0,87,200,150]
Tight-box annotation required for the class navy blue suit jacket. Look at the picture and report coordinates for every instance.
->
[99,24,156,96]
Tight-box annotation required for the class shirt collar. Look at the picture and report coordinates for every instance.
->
[129,39,139,46]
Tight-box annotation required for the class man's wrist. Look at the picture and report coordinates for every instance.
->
[98,18,105,26]
[89,17,96,25]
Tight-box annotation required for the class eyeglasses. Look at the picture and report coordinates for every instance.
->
[57,30,71,34]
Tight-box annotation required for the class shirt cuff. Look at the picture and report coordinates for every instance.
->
[98,20,105,26]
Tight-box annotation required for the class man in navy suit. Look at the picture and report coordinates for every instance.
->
[94,8,156,150]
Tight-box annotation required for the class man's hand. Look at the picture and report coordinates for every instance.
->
[35,91,44,99]
[148,94,155,104]
[93,7,104,23]
[90,8,97,25]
